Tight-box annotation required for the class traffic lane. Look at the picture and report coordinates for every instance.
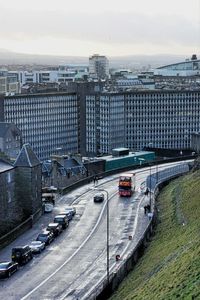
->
[24,188,140,299]
[0,172,143,298]
[0,191,104,300]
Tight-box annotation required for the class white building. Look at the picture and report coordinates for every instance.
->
[154,55,200,77]
[10,65,89,86]
[89,54,109,80]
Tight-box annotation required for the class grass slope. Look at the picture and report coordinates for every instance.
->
[111,171,200,300]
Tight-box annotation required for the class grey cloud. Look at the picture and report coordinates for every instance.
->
[0,7,199,47]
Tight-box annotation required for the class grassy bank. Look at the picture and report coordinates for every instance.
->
[111,170,200,300]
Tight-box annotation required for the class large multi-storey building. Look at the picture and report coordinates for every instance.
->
[0,89,200,160]
[125,90,200,150]
[0,71,20,95]
[86,93,125,155]
[85,90,200,155]
[0,93,79,161]
[89,54,109,80]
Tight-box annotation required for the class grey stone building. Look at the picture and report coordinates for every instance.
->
[14,144,42,217]
[42,154,86,189]
[0,160,22,235]
[0,143,42,235]
[0,122,22,160]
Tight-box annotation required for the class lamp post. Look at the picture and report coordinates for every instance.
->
[156,163,159,184]
[149,164,152,212]
[93,188,109,286]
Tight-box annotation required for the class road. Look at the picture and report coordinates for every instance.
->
[0,162,188,300]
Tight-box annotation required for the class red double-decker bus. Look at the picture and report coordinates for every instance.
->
[118,173,135,197]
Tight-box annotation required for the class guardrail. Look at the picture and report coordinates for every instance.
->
[146,163,190,193]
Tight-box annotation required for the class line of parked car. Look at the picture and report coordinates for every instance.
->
[0,206,76,279]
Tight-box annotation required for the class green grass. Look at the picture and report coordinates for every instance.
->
[111,170,200,300]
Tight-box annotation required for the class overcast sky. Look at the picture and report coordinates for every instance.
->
[0,0,199,57]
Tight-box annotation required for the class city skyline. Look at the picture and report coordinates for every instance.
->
[0,0,199,57]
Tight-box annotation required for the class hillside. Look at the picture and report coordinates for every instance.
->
[111,170,200,300]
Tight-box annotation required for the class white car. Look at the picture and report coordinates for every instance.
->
[29,241,45,253]
[64,206,76,216]
[44,203,54,213]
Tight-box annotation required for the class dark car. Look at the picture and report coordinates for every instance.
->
[64,206,76,216]
[46,223,62,237]
[0,261,19,278]
[54,215,68,229]
[59,211,72,221]
[11,246,33,265]
[36,230,54,245]
[94,193,104,203]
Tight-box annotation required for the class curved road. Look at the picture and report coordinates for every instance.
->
[0,162,187,300]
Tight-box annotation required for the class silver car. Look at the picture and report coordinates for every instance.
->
[29,241,45,254]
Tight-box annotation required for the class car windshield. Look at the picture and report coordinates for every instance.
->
[95,193,103,197]
[12,250,22,255]
[55,218,64,222]
[48,224,56,227]
[38,234,47,239]
[0,262,10,269]
[31,241,41,245]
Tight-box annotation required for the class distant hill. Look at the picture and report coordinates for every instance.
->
[0,49,87,66]
[0,49,189,69]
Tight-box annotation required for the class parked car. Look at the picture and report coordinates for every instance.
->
[36,230,54,246]
[0,261,19,278]
[46,223,62,237]
[11,246,33,265]
[54,215,68,229]
[59,211,73,221]
[64,206,76,216]
[44,203,54,213]
[94,193,104,203]
[29,241,46,254]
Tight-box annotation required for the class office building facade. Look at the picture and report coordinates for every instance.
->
[86,93,125,155]
[0,93,79,161]
[85,90,200,155]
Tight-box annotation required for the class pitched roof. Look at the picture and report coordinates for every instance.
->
[14,144,41,167]
[0,159,14,173]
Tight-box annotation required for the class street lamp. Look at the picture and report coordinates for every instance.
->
[92,187,109,286]
[156,163,159,184]
[149,164,152,212]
